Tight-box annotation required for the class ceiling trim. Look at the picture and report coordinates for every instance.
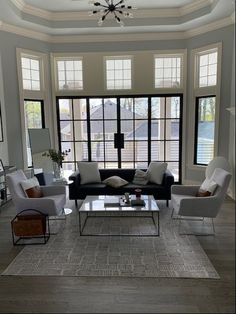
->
[10,0,215,21]
[0,20,51,42]
[0,15,234,44]
[186,15,234,38]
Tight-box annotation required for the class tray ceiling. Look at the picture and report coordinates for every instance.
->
[0,0,234,38]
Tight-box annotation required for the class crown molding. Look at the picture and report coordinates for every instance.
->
[10,0,214,21]
[50,32,185,43]
[0,15,234,44]
[185,16,234,38]
[0,20,51,42]
[10,0,52,20]
[180,0,215,15]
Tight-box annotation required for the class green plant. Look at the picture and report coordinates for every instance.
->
[42,149,70,166]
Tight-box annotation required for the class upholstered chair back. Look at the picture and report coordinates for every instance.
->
[6,169,27,201]
[210,168,232,212]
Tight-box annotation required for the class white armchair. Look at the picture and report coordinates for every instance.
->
[6,170,66,216]
[171,157,232,235]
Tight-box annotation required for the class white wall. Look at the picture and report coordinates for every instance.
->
[228,39,235,200]
[0,53,9,164]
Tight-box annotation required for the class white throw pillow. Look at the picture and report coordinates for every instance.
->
[20,177,42,198]
[199,178,218,195]
[103,176,128,188]
[147,162,167,185]
[132,169,149,185]
[77,162,101,185]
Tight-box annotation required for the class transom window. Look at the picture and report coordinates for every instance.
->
[21,56,41,91]
[154,55,183,88]
[56,58,83,90]
[198,49,218,88]
[105,57,132,90]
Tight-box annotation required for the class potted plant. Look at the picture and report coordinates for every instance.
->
[42,149,70,179]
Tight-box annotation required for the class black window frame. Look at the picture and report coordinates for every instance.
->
[24,99,45,168]
[56,94,183,183]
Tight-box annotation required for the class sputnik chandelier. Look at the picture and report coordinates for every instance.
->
[89,0,137,26]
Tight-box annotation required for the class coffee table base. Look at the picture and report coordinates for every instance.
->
[79,212,160,237]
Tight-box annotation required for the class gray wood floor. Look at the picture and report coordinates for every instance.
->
[0,198,235,313]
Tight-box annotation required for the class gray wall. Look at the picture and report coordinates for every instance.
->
[185,25,235,182]
[0,25,234,182]
[0,53,9,163]
[0,32,50,168]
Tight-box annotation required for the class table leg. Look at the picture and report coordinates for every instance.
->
[152,212,160,236]
[79,211,82,236]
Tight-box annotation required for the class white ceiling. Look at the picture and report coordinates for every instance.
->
[23,0,194,12]
[0,0,234,37]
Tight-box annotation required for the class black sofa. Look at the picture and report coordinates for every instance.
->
[69,168,174,206]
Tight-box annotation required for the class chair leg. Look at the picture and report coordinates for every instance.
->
[179,217,216,236]
[212,218,216,235]
[166,200,169,207]
[178,216,182,234]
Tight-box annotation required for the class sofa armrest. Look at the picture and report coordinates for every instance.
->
[69,170,81,184]
[163,169,174,187]
[69,170,81,200]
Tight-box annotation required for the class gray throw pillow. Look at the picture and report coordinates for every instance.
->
[147,162,167,185]
[103,176,128,188]
[77,161,101,184]
[132,169,149,185]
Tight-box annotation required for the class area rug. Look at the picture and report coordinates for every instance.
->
[2,205,220,279]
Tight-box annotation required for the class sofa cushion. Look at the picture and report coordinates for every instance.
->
[77,161,101,184]
[103,176,128,188]
[147,162,167,185]
[132,169,149,185]
[99,169,136,182]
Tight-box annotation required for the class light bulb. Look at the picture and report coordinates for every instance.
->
[98,17,103,26]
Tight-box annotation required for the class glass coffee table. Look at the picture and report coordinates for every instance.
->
[78,195,160,237]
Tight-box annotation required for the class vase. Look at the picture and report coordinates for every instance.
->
[53,162,62,179]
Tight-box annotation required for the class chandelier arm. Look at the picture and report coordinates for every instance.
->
[115,0,125,7]
[102,9,111,19]
[113,11,120,21]
[115,0,124,7]
[95,4,109,8]
[116,6,125,11]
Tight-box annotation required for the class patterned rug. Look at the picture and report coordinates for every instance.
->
[2,204,220,278]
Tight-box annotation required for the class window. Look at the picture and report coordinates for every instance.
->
[194,96,216,165]
[154,55,183,88]
[24,100,45,167]
[198,49,218,88]
[191,43,221,168]
[105,57,132,90]
[56,59,83,90]
[21,56,41,91]
[57,95,182,182]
